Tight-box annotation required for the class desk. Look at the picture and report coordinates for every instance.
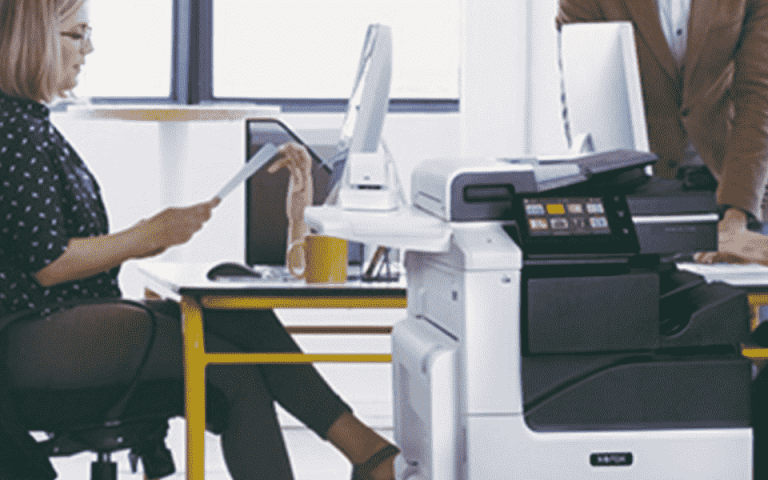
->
[137,261,406,480]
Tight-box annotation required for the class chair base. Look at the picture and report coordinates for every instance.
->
[91,458,117,480]
[41,418,175,480]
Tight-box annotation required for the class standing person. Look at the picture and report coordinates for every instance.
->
[0,1,399,479]
[556,0,768,265]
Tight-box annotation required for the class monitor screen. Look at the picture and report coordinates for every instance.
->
[559,22,649,153]
[337,23,393,155]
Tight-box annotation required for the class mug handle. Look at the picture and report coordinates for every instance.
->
[287,241,306,279]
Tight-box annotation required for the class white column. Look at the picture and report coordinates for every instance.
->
[157,122,190,207]
[460,0,530,158]
[528,0,576,155]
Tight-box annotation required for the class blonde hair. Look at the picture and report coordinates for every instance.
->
[0,0,86,103]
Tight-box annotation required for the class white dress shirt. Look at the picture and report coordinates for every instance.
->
[656,0,691,66]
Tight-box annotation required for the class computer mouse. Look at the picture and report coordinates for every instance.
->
[206,262,263,280]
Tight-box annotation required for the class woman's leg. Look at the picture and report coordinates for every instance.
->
[201,307,352,436]
[142,301,295,480]
[200,307,396,479]
[5,300,294,480]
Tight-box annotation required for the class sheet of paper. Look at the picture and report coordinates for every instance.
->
[215,143,279,200]
[677,262,768,286]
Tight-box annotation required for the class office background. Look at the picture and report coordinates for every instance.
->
[45,0,569,450]
[35,1,633,477]
[50,0,567,296]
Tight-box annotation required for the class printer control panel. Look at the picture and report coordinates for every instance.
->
[512,195,639,258]
[523,197,611,237]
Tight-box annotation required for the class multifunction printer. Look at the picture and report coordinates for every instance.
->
[306,150,753,479]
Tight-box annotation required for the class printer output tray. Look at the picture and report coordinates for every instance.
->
[522,353,751,432]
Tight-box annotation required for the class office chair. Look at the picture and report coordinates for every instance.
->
[0,301,180,480]
[36,381,177,480]
[35,377,229,480]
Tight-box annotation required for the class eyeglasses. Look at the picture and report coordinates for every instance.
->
[60,26,92,47]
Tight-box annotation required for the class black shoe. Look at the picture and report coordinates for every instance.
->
[351,444,400,480]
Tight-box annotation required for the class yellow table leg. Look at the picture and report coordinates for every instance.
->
[749,293,768,331]
[181,296,207,480]
[178,295,394,479]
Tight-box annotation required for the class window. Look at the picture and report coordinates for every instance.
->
[73,0,173,99]
[213,0,460,99]
[212,0,460,101]
[72,0,460,109]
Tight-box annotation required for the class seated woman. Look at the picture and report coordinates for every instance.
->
[0,1,399,479]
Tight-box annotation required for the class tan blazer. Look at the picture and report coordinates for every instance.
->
[557,0,768,219]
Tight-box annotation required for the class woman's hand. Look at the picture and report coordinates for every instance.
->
[268,143,314,252]
[35,198,220,287]
[131,197,221,258]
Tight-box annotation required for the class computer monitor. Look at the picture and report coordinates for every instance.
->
[337,23,393,155]
[245,24,393,266]
[559,22,650,153]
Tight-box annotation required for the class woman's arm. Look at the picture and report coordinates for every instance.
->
[267,143,314,268]
[35,198,220,287]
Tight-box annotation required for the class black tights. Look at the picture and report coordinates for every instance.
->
[3,299,351,480]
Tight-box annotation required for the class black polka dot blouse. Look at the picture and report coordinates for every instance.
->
[0,92,121,317]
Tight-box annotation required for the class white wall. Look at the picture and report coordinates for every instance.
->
[460,0,529,157]
[529,0,571,155]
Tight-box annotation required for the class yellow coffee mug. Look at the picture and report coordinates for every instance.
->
[287,235,348,283]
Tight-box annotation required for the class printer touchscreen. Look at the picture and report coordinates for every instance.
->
[513,195,639,257]
[523,197,611,237]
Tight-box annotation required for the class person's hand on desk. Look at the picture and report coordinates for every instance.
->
[695,207,768,265]
[267,142,314,269]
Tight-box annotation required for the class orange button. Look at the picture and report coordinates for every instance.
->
[546,204,566,215]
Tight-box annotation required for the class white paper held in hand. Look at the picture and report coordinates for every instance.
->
[214,143,279,200]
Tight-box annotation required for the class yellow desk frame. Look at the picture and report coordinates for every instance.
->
[179,293,407,480]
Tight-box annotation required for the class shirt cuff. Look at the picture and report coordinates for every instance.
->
[718,204,762,230]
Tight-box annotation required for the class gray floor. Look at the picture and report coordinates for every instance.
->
[49,417,394,479]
